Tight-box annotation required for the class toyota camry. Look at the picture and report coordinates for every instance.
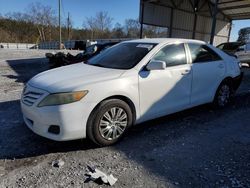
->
[21,38,243,146]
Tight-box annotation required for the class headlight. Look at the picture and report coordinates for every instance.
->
[38,91,88,107]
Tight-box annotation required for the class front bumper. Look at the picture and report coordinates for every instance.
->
[21,86,96,141]
[232,72,243,90]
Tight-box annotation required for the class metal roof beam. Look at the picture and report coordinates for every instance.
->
[169,0,177,8]
[233,17,250,20]
[226,12,250,16]
[219,4,250,11]
[209,1,231,20]
[188,0,195,10]
[218,0,246,5]
[176,0,185,7]
[198,0,208,11]
[227,12,250,19]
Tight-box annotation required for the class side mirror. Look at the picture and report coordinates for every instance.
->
[146,60,166,70]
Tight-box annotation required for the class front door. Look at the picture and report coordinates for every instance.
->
[138,43,192,122]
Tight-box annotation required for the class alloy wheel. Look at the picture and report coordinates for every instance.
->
[98,107,128,141]
[217,84,231,107]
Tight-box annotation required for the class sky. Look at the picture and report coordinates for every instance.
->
[0,0,140,28]
[0,0,249,41]
[231,20,250,42]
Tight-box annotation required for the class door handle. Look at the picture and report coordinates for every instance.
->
[181,69,191,75]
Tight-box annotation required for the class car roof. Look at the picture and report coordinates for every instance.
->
[125,38,206,45]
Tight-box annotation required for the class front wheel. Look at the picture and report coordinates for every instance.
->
[213,82,234,107]
[87,99,133,146]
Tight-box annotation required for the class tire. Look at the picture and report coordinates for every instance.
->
[213,81,234,108]
[87,99,133,146]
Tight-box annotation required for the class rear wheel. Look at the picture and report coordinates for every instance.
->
[87,99,133,146]
[214,81,234,107]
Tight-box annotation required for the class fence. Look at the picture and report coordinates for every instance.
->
[0,38,133,50]
[0,43,37,49]
[39,39,132,50]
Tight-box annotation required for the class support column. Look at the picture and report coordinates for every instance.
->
[227,20,233,42]
[140,0,144,39]
[59,0,62,49]
[210,0,219,45]
[169,7,174,37]
[192,13,197,39]
[192,0,199,39]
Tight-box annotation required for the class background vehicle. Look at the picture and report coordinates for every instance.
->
[235,42,250,64]
[46,42,118,68]
[217,42,250,65]
[21,38,242,146]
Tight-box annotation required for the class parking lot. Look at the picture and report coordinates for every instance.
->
[0,49,250,187]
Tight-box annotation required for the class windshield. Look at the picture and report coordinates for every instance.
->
[86,42,156,69]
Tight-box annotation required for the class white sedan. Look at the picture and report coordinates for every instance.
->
[21,38,243,146]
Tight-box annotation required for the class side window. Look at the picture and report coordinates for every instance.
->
[188,43,222,63]
[152,43,187,67]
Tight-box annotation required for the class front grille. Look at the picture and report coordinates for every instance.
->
[22,86,44,106]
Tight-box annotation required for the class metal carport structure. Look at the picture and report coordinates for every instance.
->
[139,0,250,45]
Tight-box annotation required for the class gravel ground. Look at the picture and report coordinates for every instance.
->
[0,49,250,188]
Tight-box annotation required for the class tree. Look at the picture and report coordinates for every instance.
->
[66,13,73,40]
[124,19,140,38]
[27,2,57,42]
[112,23,125,38]
[237,27,250,43]
[0,14,37,43]
[83,11,113,39]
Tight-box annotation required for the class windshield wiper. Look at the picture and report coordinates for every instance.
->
[86,62,106,68]
[93,64,106,68]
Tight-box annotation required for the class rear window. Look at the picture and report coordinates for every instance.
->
[188,43,222,63]
[217,43,241,51]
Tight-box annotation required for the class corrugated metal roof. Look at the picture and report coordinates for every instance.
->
[143,0,250,20]
[216,0,250,20]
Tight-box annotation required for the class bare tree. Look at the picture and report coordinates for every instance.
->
[124,19,140,38]
[83,11,113,39]
[238,27,250,43]
[95,11,113,31]
[112,23,125,38]
[27,2,57,42]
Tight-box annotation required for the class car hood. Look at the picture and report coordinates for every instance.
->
[28,63,125,93]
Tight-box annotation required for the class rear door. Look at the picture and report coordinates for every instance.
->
[187,43,225,105]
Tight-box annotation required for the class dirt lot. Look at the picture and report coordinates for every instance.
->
[0,49,250,188]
